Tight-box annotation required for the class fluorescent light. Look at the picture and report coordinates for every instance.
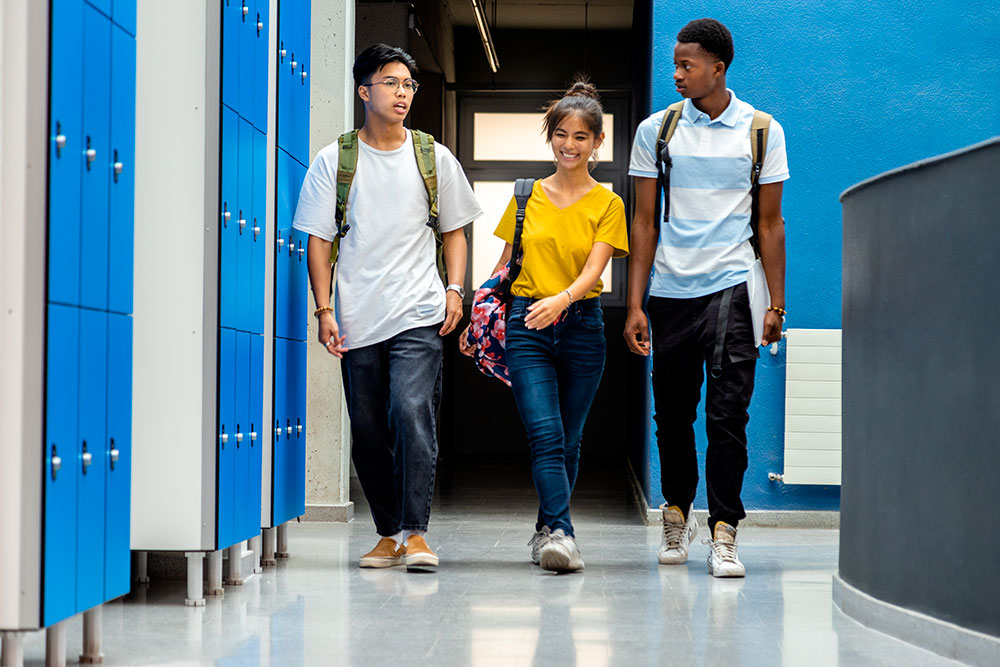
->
[470,0,499,72]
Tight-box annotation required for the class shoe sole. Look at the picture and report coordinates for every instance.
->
[405,553,439,572]
[708,562,745,578]
[359,557,403,569]
[539,549,584,573]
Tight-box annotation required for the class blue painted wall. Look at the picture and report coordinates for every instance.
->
[645,0,1000,510]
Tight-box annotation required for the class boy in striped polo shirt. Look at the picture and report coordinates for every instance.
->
[625,18,789,577]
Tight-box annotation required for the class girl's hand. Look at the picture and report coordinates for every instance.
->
[524,292,572,330]
[458,324,476,356]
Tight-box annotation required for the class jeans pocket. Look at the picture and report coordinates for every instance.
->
[578,306,604,331]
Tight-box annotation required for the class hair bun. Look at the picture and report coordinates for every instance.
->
[565,80,599,101]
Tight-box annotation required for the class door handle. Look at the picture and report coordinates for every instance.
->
[110,437,120,470]
[51,445,62,481]
[81,441,92,473]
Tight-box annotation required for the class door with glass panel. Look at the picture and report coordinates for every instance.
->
[440,92,633,467]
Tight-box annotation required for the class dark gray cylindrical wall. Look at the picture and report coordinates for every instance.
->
[840,138,1000,638]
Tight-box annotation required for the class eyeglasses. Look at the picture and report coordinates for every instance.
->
[362,76,419,94]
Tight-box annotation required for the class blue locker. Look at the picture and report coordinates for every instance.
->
[274,150,292,340]
[104,313,132,600]
[237,119,254,332]
[85,0,111,18]
[48,0,84,308]
[252,0,269,131]
[276,1,290,159]
[289,339,307,518]
[112,0,136,36]
[289,227,308,342]
[249,335,264,534]
[271,337,288,525]
[77,309,108,612]
[220,107,239,329]
[288,2,310,166]
[239,0,255,121]
[234,332,251,542]
[222,0,241,113]
[43,305,80,626]
[108,25,135,315]
[250,129,267,335]
[80,7,112,312]
[217,328,237,549]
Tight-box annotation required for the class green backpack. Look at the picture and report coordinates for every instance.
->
[329,129,447,283]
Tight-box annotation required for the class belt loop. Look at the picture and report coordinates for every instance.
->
[710,286,736,379]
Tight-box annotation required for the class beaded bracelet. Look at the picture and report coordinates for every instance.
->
[561,289,574,306]
[767,306,787,317]
[314,306,335,318]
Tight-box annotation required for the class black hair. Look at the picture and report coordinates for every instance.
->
[541,78,604,143]
[677,18,734,71]
[353,43,419,86]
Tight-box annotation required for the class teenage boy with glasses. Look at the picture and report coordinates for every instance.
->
[625,19,789,577]
[293,44,482,571]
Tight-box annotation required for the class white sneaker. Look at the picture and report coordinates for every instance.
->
[659,504,697,564]
[704,522,745,578]
[528,526,551,565]
[539,529,584,573]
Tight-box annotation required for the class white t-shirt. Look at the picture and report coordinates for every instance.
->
[293,129,482,348]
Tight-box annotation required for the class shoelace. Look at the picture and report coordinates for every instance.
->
[662,520,687,549]
[702,537,738,563]
[528,531,549,548]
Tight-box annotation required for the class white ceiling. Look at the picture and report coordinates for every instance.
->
[444,0,635,31]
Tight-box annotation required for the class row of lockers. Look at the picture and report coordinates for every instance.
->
[49,0,135,314]
[43,305,132,627]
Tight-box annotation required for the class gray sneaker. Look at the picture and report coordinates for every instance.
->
[539,529,584,573]
[704,522,746,578]
[528,526,551,565]
[659,504,697,565]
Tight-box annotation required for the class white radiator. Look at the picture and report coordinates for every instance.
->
[782,328,842,485]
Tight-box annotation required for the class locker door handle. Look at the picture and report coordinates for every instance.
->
[110,437,119,470]
[301,71,307,83]
[288,242,295,253]
[236,424,243,446]
[285,425,292,436]
[221,432,229,445]
[51,445,62,481]
[277,238,285,249]
[250,430,257,443]
[86,136,97,170]
[291,60,298,73]
[275,425,281,439]
[55,133,67,157]
[298,247,305,261]
[242,3,249,17]
[81,442,93,473]
[279,48,286,62]
[253,223,261,239]
[257,20,264,34]
[239,217,247,232]
[223,207,231,224]
[297,424,302,436]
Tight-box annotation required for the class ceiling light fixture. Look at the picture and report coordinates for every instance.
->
[470,0,499,73]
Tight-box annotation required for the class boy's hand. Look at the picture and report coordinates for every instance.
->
[318,312,348,358]
[623,307,651,356]
[761,311,783,346]
[439,290,463,336]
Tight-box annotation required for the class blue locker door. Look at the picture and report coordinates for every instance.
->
[48,0,84,307]
[112,0,136,36]
[252,0,269,131]
[234,332,251,542]
[238,0,255,119]
[289,227,308,342]
[271,337,288,524]
[222,0,241,112]
[237,119,254,332]
[290,340,307,518]
[217,328,237,549]
[43,305,80,626]
[290,2,310,166]
[249,335,264,535]
[80,7,112,311]
[274,149,292,340]
[108,25,135,315]
[220,107,239,329]
[250,128,267,335]
[104,313,132,600]
[275,1,289,156]
[77,309,108,612]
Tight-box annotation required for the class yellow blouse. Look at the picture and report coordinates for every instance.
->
[493,181,629,299]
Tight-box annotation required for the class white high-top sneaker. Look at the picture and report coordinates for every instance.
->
[528,526,551,565]
[539,529,584,573]
[704,521,746,578]
[658,504,698,564]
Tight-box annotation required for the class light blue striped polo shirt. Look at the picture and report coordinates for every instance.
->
[629,90,789,298]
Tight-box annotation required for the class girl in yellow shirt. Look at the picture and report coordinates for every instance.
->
[460,80,628,572]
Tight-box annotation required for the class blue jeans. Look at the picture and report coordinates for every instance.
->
[506,296,606,537]
[341,324,443,535]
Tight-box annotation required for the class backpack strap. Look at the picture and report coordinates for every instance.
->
[653,101,685,236]
[411,129,447,285]
[749,110,772,257]
[502,178,535,295]
[329,130,359,264]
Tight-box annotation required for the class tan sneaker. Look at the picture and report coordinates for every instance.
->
[404,535,439,572]
[359,537,405,568]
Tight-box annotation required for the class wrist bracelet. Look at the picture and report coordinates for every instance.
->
[562,289,574,306]
[767,306,787,317]
[314,306,335,318]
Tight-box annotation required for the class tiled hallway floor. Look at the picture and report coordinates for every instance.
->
[17,463,963,666]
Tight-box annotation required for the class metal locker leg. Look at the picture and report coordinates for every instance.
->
[250,534,263,574]
[225,542,244,586]
[183,552,205,607]
[262,527,276,567]
[276,522,289,559]
[1,632,26,667]
[133,550,149,584]
[206,550,224,597]
[79,606,103,664]
[45,621,67,667]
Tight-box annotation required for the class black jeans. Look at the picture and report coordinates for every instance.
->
[648,283,758,530]
[341,324,443,535]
